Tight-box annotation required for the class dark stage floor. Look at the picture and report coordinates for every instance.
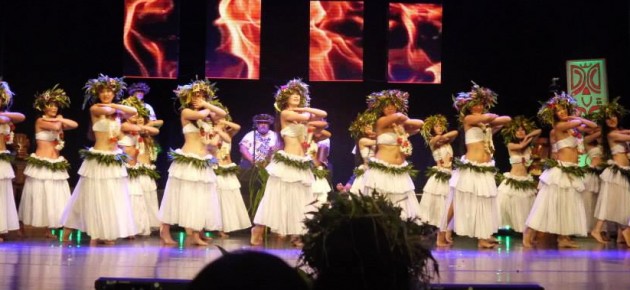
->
[0,232,629,290]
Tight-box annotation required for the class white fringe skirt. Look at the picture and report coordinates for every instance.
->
[216,163,251,232]
[363,158,420,220]
[526,161,587,236]
[594,164,630,225]
[496,173,536,233]
[418,166,451,227]
[159,149,222,231]
[18,154,71,228]
[253,151,314,236]
[0,156,19,234]
[61,148,137,240]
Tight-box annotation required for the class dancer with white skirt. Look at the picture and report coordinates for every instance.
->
[451,83,511,248]
[118,96,159,237]
[19,85,77,236]
[308,123,331,207]
[159,79,226,246]
[362,90,423,220]
[582,120,604,234]
[525,92,596,248]
[418,114,458,247]
[61,74,138,244]
[251,79,327,246]
[0,81,25,242]
[497,116,540,236]
[347,112,377,195]
[211,103,251,237]
[591,98,630,244]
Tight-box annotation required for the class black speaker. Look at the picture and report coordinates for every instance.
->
[95,277,191,290]
[430,284,544,290]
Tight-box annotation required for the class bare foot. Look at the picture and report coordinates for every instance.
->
[489,236,500,244]
[89,239,98,246]
[558,238,579,248]
[159,227,177,245]
[218,231,229,239]
[45,232,57,240]
[522,238,534,248]
[61,229,72,243]
[436,232,451,247]
[290,236,303,248]
[590,230,607,244]
[622,228,630,247]
[445,231,453,243]
[478,239,498,249]
[103,240,116,245]
[250,226,263,246]
[190,235,209,246]
[200,233,213,242]
[0,237,3,242]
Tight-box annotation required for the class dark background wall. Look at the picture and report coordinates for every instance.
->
[1,0,629,188]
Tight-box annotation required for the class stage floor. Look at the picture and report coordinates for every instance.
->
[0,232,629,290]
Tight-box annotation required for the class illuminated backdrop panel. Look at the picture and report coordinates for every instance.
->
[205,0,261,80]
[387,3,442,84]
[309,1,364,81]
[123,0,180,78]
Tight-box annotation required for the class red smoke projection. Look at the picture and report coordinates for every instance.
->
[206,0,261,79]
[310,1,364,81]
[388,3,442,84]
[123,0,179,78]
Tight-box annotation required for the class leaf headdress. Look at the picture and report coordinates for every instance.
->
[420,114,448,145]
[83,74,127,109]
[500,115,538,145]
[365,89,409,116]
[600,97,627,120]
[120,96,150,120]
[348,111,378,140]
[273,78,310,112]
[33,84,71,112]
[537,91,577,126]
[0,81,15,109]
[452,81,498,124]
[173,78,218,110]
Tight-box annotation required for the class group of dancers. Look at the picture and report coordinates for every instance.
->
[1,75,630,249]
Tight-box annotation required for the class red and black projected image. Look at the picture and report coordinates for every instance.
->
[206,0,261,80]
[388,3,442,84]
[123,0,180,79]
[309,1,364,81]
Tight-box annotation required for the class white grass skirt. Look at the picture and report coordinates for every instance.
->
[363,158,420,220]
[137,171,160,229]
[582,171,600,230]
[0,158,18,234]
[451,158,500,239]
[253,150,313,236]
[525,162,587,236]
[129,174,151,236]
[61,148,137,240]
[19,155,70,228]
[594,165,630,225]
[159,149,222,231]
[496,173,536,233]
[418,167,451,227]
[217,163,251,232]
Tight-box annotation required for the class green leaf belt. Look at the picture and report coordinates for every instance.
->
[215,165,241,176]
[367,160,418,178]
[453,158,498,174]
[127,165,161,180]
[26,156,70,172]
[79,149,127,167]
[543,159,586,178]
[168,150,217,170]
[272,152,312,171]
[425,166,451,183]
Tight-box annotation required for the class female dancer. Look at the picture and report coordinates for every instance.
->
[525,92,596,248]
[497,116,540,240]
[159,79,225,246]
[582,114,604,235]
[347,112,377,194]
[19,85,77,236]
[118,96,159,236]
[61,74,137,244]
[251,79,327,246]
[362,90,423,220]
[418,114,458,246]
[451,83,511,248]
[591,98,630,244]
[211,102,251,237]
[0,81,25,242]
[308,120,331,206]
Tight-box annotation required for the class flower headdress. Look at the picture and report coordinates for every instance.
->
[83,74,127,109]
[120,96,150,120]
[0,81,15,109]
[127,82,150,96]
[274,78,310,112]
[174,78,218,110]
[600,97,627,120]
[211,100,232,122]
[537,91,577,126]
[348,111,378,140]
[420,114,448,145]
[500,115,538,145]
[452,81,498,123]
[33,84,71,112]
[365,89,409,116]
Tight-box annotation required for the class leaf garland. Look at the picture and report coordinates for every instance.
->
[368,160,418,177]
[79,149,127,167]
[312,167,330,179]
[168,150,217,170]
[608,164,630,183]
[127,166,161,180]
[425,166,451,183]
[272,152,312,171]
[499,175,537,191]
[0,152,15,163]
[215,165,241,176]
[584,165,607,175]
[26,156,70,172]
[353,167,365,177]
[453,158,498,175]
[299,192,438,288]
[543,159,586,178]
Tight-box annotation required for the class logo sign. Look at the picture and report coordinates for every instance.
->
[566,59,608,114]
